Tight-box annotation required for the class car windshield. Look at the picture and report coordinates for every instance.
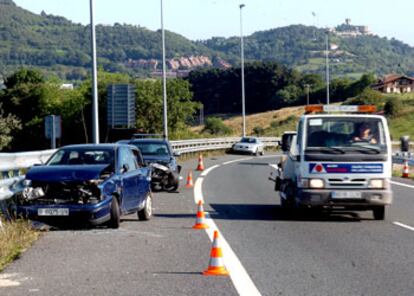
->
[306,117,387,151]
[131,142,170,156]
[47,148,115,165]
[240,137,257,144]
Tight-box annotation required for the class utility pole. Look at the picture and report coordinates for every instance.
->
[240,4,246,137]
[200,105,204,126]
[304,84,311,105]
[161,0,168,140]
[325,29,330,105]
[90,0,99,143]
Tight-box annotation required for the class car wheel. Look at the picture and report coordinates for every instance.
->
[109,197,120,229]
[373,206,385,220]
[162,173,179,192]
[260,149,264,156]
[138,193,153,221]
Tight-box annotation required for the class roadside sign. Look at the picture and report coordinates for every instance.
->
[45,115,61,139]
[45,115,61,149]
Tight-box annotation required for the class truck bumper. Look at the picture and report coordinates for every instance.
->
[296,189,392,208]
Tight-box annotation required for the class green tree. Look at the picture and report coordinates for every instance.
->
[202,117,232,135]
[1,69,49,150]
[135,78,200,134]
[0,104,21,150]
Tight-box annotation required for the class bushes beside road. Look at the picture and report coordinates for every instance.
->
[0,218,39,272]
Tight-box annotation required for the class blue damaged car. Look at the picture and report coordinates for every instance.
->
[15,144,152,228]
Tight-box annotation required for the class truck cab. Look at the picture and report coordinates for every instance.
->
[275,105,393,220]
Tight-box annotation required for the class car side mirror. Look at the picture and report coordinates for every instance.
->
[401,135,410,152]
[121,164,130,173]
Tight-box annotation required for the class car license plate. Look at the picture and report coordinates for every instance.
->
[38,208,69,216]
[331,191,362,199]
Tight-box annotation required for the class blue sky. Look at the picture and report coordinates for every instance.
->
[13,0,414,45]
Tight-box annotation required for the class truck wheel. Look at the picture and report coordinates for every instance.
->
[138,193,153,221]
[373,206,385,220]
[280,195,295,210]
[109,197,120,229]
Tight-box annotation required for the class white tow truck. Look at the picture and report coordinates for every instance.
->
[273,105,393,220]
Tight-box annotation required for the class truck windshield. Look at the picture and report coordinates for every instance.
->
[305,117,387,152]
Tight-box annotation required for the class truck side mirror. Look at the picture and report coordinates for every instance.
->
[400,135,410,152]
[281,134,292,152]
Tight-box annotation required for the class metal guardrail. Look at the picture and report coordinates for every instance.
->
[171,137,279,154]
[393,152,414,166]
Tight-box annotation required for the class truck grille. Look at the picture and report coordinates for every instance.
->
[328,178,367,188]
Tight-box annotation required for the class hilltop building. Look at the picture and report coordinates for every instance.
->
[333,19,371,37]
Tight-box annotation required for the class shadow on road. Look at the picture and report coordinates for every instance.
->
[154,213,195,219]
[208,203,369,222]
[153,271,202,275]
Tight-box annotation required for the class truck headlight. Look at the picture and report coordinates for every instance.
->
[309,178,324,189]
[369,179,384,189]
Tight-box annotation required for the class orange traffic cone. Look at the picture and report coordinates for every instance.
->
[185,170,194,188]
[402,160,410,178]
[193,201,209,229]
[196,153,205,171]
[203,230,229,276]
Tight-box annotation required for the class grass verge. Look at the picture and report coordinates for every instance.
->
[0,218,39,272]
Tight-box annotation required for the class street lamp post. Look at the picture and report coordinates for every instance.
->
[161,0,168,140]
[89,0,99,143]
[325,29,330,105]
[304,84,311,105]
[240,4,246,137]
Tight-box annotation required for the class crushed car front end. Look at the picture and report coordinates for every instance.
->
[14,165,118,226]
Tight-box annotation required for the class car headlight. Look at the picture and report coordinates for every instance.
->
[309,178,324,189]
[23,179,32,187]
[369,179,384,189]
[89,179,104,185]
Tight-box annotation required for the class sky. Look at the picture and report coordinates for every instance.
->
[12,0,414,46]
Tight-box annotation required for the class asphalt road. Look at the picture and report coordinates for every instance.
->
[1,154,414,296]
[0,155,246,296]
[203,156,414,296]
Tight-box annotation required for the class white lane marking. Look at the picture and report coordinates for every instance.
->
[200,164,220,177]
[269,164,278,170]
[194,159,262,296]
[0,273,25,288]
[221,154,282,166]
[390,180,414,189]
[393,221,414,232]
[222,157,252,165]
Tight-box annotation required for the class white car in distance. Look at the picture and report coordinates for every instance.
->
[232,137,265,156]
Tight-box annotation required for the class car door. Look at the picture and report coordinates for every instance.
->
[118,147,139,212]
[132,148,150,204]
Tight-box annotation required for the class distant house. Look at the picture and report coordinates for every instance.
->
[371,75,414,94]
[60,83,74,90]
